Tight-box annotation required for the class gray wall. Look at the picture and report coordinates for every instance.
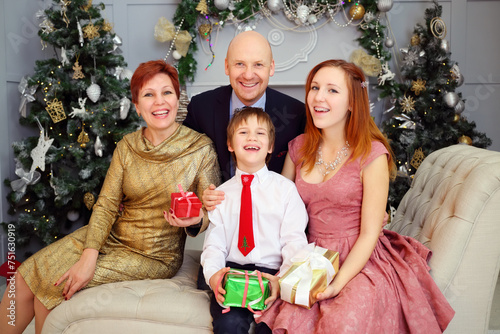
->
[1,0,499,255]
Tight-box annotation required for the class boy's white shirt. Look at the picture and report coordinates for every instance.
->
[201,165,309,285]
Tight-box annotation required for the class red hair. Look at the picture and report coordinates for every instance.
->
[298,59,396,178]
[130,60,180,104]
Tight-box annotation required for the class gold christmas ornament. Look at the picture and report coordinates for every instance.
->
[84,192,95,210]
[81,0,93,11]
[196,0,209,15]
[78,127,90,148]
[46,98,67,123]
[411,79,426,96]
[453,114,461,123]
[72,61,85,79]
[410,148,425,170]
[350,49,382,77]
[198,24,212,38]
[83,22,100,40]
[458,135,472,145]
[400,95,416,114]
[102,20,113,32]
[349,4,365,20]
[430,17,447,39]
[410,34,421,46]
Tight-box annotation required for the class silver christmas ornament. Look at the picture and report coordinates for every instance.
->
[456,73,464,87]
[86,83,101,103]
[67,210,80,222]
[120,68,133,81]
[307,14,318,25]
[120,97,131,119]
[214,0,229,10]
[444,92,459,108]
[377,0,394,12]
[267,0,282,12]
[94,136,103,157]
[440,39,450,53]
[454,100,465,114]
[296,5,310,24]
[384,38,394,48]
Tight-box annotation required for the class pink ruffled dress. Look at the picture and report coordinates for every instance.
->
[257,135,454,333]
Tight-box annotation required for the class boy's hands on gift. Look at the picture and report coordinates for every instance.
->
[164,207,203,227]
[209,267,230,304]
[202,184,225,211]
[262,273,280,311]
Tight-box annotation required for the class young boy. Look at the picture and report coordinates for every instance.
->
[201,108,308,334]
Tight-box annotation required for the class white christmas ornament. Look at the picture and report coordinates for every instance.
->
[86,83,101,103]
[94,136,103,157]
[377,0,394,12]
[120,68,133,81]
[120,97,131,119]
[30,128,54,173]
[440,39,450,53]
[214,0,229,10]
[267,0,282,12]
[454,100,465,114]
[444,92,459,108]
[67,210,80,222]
[307,14,318,25]
[61,47,69,66]
[69,97,88,118]
[296,5,310,24]
[173,50,182,60]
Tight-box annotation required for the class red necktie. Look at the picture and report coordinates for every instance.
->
[238,174,255,256]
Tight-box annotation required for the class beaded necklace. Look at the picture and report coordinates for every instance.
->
[315,141,350,176]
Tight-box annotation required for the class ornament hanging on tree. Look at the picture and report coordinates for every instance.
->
[385,37,394,48]
[411,79,426,95]
[86,80,101,103]
[60,0,71,27]
[172,51,182,60]
[78,126,90,148]
[72,57,85,80]
[377,0,394,12]
[410,148,425,170]
[267,0,282,12]
[349,4,365,20]
[84,192,96,210]
[410,34,421,46]
[60,47,69,66]
[69,97,88,118]
[46,97,67,123]
[83,20,100,40]
[77,21,84,46]
[198,24,212,39]
[94,136,103,157]
[18,76,38,117]
[444,91,459,108]
[11,162,41,194]
[81,0,93,11]
[440,39,450,53]
[120,97,131,119]
[454,100,465,114]
[453,114,461,123]
[394,113,416,130]
[67,210,80,222]
[214,0,229,10]
[400,95,416,114]
[30,119,54,173]
[458,135,472,145]
[101,20,113,32]
[430,17,447,39]
[196,0,209,15]
[296,5,310,24]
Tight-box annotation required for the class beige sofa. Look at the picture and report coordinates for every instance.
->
[28,144,500,334]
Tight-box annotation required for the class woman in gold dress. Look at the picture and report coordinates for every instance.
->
[0,60,220,334]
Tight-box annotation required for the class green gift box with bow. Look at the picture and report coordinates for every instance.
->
[222,269,270,311]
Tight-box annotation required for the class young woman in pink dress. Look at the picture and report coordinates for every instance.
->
[255,59,455,333]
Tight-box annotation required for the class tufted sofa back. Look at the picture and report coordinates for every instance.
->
[389,144,500,333]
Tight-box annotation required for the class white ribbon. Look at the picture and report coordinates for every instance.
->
[18,76,38,117]
[11,162,41,193]
[280,243,336,308]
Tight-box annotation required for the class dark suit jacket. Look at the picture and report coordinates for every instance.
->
[184,85,306,182]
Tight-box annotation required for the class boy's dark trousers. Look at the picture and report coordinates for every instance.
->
[209,261,278,334]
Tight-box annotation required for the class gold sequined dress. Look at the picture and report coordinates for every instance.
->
[18,125,220,310]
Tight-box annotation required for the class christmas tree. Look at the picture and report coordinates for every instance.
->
[382,0,491,210]
[3,0,140,249]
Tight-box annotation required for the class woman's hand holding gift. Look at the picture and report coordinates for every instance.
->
[262,273,280,311]
[164,207,203,227]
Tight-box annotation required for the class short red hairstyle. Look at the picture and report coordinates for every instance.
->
[299,59,396,179]
[130,60,180,104]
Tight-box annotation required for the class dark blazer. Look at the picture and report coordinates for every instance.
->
[184,85,306,182]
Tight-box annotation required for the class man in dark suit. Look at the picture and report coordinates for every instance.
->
[183,31,305,183]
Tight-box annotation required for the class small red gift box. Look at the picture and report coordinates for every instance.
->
[170,184,202,218]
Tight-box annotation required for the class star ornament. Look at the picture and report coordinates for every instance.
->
[83,22,100,40]
[30,129,54,173]
[400,95,416,114]
[411,79,426,96]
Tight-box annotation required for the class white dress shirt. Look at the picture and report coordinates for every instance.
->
[201,165,309,285]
